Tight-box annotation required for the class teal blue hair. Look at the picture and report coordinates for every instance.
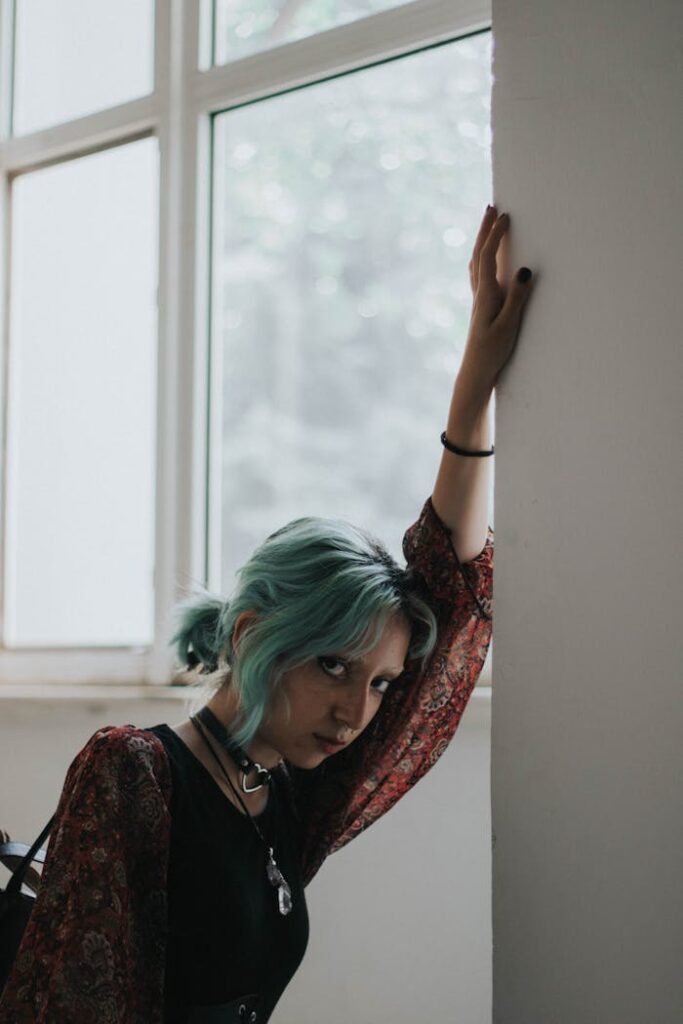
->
[170,516,438,749]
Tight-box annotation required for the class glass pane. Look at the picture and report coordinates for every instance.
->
[214,0,419,65]
[12,0,154,136]
[4,138,159,647]
[212,32,492,589]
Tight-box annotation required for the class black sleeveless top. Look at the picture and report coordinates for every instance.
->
[146,724,310,1024]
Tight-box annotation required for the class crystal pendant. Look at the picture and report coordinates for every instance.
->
[277,882,293,916]
[266,848,293,916]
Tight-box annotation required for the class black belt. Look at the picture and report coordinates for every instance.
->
[187,993,260,1023]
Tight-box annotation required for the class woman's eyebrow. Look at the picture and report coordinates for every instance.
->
[366,663,409,679]
[335,653,405,677]
[349,661,405,677]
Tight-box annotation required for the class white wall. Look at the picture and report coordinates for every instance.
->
[490,2,683,1022]
[0,689,493,1023]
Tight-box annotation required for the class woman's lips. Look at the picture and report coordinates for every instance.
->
[313,734,346,753]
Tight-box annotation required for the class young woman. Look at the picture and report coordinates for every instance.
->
[0,206,534,1024]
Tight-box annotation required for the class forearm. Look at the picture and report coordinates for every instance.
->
[430,368,493,564]
[427,203,533,563]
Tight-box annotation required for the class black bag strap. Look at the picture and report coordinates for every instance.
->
[2,814,56,901]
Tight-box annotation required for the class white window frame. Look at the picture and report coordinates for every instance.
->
[0,0,492,688]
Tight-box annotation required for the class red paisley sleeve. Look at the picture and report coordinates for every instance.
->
[291,496,493,888]
[0,725,172,1024]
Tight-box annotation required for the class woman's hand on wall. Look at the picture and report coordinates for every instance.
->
[461,204,534,395]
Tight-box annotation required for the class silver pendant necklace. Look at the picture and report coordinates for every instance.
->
[189,708,293,916]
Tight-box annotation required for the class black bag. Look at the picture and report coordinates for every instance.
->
[0,815,55,996]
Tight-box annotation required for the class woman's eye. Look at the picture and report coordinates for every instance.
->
[318,657,392,696]
[318,656,347,678]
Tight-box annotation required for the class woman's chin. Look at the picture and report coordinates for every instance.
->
[281,738,328,769]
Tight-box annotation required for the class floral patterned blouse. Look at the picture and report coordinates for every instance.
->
[0,497,493,1023]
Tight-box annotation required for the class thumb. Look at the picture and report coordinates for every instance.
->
[499,266,533,329]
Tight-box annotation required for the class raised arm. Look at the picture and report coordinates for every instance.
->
[287,206,535,889]
[431,205,534,563]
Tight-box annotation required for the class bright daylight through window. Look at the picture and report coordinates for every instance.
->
[0,1,492,685]
[212,33,493,589]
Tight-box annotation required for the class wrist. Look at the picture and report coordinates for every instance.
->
[458,335,499,396]
[452,367,493,417]
[445,394,491,452]
[443,365,492,448]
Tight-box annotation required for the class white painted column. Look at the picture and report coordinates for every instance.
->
[491,2,683,1020]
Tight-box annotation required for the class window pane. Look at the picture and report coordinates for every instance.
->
[4,138,158,647]
[212,32,492,589]
[12,0,154,136]
[214,0,420,65]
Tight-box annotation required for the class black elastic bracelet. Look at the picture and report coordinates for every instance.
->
[441,431,494,457]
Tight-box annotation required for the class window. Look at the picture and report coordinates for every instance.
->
[12,0,155,135]
[211,35,493,587]
[0,0,492,686]
[212,0,433,65]
[6,139,158,649]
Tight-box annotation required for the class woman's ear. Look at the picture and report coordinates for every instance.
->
[231,610,259,654]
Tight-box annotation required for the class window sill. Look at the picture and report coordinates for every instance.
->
[0,683,491,703]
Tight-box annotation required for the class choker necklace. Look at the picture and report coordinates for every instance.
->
[189,706,293,916]
[194,705,275,792]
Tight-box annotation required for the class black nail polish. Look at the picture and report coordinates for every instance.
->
[517,267,532,283]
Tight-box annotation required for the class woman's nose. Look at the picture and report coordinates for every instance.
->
[335,686,373,732]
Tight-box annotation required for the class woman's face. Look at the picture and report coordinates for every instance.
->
[253,611,412,769]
